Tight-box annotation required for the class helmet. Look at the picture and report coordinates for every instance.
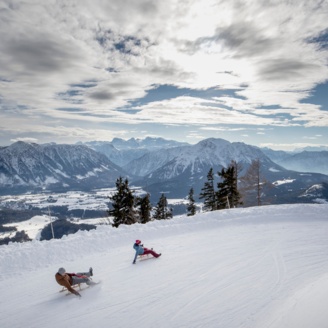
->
[58,267,66,275]
[136,240,141,244]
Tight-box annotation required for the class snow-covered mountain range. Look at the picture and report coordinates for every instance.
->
[109,137,190,150]
[123,145,191,176]
[87,143,149,167]
[142,138,280,182]
[1,138,328,202]
[77,137,190,166]
[259,147,293,163]
[124,138,328,202]
[293,145,328,152]
[0,141,130,193]
[277,151,328,175]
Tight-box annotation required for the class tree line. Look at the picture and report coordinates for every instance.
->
[108,158,273,227]
[186,158,273,216]
[108,176,172,228]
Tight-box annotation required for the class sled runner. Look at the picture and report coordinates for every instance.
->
[137,252,156,261]
[59,277,93,295]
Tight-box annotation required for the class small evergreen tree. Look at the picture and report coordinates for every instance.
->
[108,176,138,228]
[153,193,173,220]
[136,193,152,224]
[187,187,197,216]
[217,166,241,209]
[230,159,244,205]
[199,168,217,211]
[107,176,125,226]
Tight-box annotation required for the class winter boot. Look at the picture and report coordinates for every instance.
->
[89,267,93,276]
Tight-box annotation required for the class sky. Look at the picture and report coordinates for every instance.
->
[0,0,328,151]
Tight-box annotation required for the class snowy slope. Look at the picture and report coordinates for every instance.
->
[299,182,328,204]
[1,204,328,328]
[123,145,191,176]
[277,151,328,175]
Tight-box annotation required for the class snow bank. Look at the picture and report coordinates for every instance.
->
[1,204,328,328]
[0,204,326,281]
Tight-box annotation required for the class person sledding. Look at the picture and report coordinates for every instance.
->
[132,240,161,264]
[55,267,97,297]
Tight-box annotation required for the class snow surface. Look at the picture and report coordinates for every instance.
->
[313,198,328,204]
[273,179,295,186]
[269,167,280,172]
[1,204,328,328]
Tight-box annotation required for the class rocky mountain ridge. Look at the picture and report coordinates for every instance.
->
[0,141,131,194]
[277,151,328,175]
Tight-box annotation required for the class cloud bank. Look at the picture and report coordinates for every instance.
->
[0,0,328,142]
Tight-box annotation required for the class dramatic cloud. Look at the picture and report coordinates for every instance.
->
[0,0,328,144]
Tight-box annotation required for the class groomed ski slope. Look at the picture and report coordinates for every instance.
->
[1,204,328,328]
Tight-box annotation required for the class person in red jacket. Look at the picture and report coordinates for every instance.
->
[55,267,96,297]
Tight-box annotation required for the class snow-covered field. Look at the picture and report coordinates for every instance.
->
[1,204,328,328]
[0,187,146,212]
[2,215,54,239]
[1,216,111,240]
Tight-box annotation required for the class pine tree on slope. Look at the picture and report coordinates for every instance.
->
[217,166,241,209]
[199,168,217,212]
[136,193,152,224]
[230,159,244,205]
[153,193,173,220]
[108,176,138,228]
[187,187,197,216]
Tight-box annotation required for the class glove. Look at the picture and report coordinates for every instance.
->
[76,292,82,298]
[141,244,144,247]
[132,260,136,264]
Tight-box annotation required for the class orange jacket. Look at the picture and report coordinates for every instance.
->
[55,273,79,295]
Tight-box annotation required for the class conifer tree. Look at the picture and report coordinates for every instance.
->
[230,159,244,205]
[230,159,244,190]
[108,176,138,227]
[136,193,152,224]
[153,193,173,220]
[187,187,197,216]
[217,166,241,209]
[199,168,217,211]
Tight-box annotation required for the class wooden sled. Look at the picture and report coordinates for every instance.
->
[137,252,156,261]
[59,277,92,296]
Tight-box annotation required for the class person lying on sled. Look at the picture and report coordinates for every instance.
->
[55,267,96,297]
[133,240,161,264]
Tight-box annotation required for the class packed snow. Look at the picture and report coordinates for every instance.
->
[1,204,328,328]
